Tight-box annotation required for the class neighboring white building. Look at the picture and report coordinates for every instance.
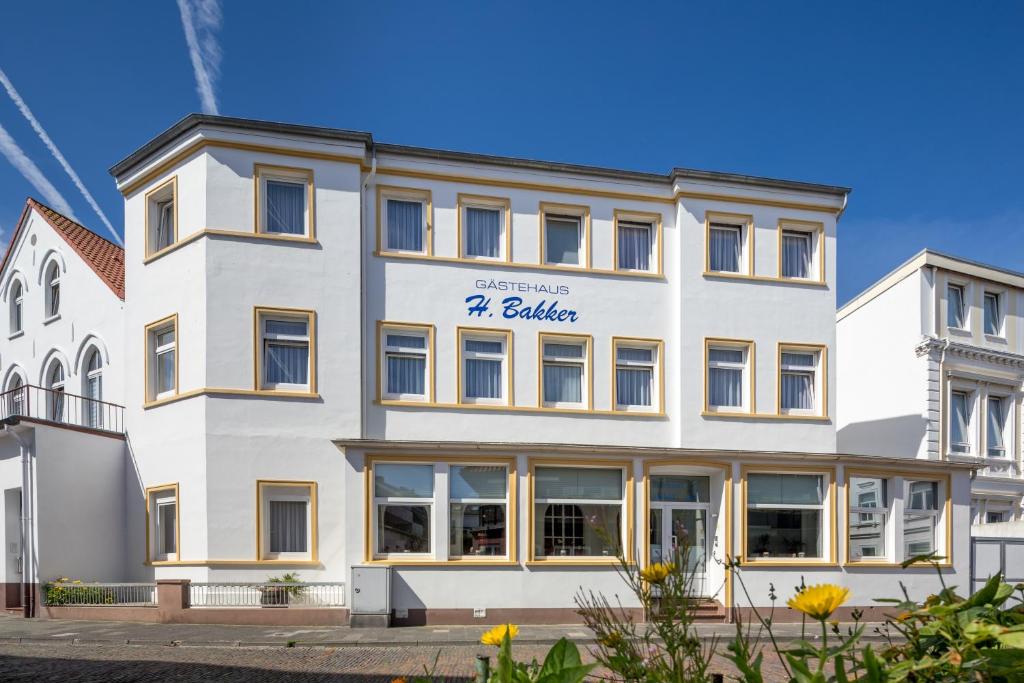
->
[838,250,1024,525]
[0,115,974,624]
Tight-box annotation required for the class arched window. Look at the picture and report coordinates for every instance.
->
[9,281,23,334]
[47,361,65,422]
[45,263,60,318]
[5,373,24,416]
[542,504,585,557]
[84,349,103,428]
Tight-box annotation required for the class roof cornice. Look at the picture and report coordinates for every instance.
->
[915,336,1024,371]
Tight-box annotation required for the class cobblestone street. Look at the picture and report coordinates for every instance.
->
[0,640,797,682]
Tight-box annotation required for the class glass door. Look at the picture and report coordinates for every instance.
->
[650,505,708,596]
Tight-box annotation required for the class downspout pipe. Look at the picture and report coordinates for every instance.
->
[2,422,34,618]
[360,149,378,440]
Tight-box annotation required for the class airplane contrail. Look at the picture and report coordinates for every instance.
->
[177,0,222,115]
[0,122,78,221]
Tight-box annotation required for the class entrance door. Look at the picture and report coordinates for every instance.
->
[649,505,708,595]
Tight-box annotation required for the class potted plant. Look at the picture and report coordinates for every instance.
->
[260,572,304,607]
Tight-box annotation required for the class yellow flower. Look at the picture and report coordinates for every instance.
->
[481,623,519,646]
[639,562,675,584]
[391,678,407,683]
[786,584,850,621]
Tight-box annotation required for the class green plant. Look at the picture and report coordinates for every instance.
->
[265,572,305,598]
[43,578,115,606]
[487,627,595,683]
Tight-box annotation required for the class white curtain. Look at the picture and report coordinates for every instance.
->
[951,393,969,448]
[465,358,501,398]
[709,367,742,407]
[781,372,813,410]
[987,397,1004,454]
[543,364,582,403]
[618,224,650,270]
[269,500,307,553]
[616,367,651,406]
[265,343,309,384]
[466,207,500,258]
[266,181,305,234]
[545,218,580,265]
[782,233,811,278]
[387,355,425,395]
[709,227,740,272]
[387,200,423,251]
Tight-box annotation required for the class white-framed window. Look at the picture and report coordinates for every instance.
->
[904,480,940,558]
[540,336,589,408]
[459,330,509,405]
[616,220,655,272]
[84,348,103,429]
[382,191,429,254]
[146,316,177,401]
[257,309,313,392]
[779,346,823,415]
[708,223,743,273]
[986,395,1008,457]
[949,389,972,454]
[147,485,178,562]
[449,464,509,559]
[9,280,23,334]
[46,360,65,422]
[847,475,888,561]
[544,214,584,267]
[614,342,658,411]
[746,472,828,560]
[533,465,625,559]
[373,463,434,558]
[5,374,25,416]
[256,165,313,237]
[381,325,432,401]
[780,229,814,279]
[145,176,176,256]
[984,291,1003,337]
[259,481,315,560]
[707,341,751,412]
[459,196,508,261]
[44,262,60,319]
[947,283,967,330]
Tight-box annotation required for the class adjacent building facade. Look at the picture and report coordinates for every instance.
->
[838,250,1024,525]
[0,115,974,623]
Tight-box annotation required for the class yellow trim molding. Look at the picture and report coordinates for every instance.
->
[611,336,666,414]
[527,457,635,565]
[143,313,179,406]
[776,342,829,418]
[456,326,514,407]
[777,219,826,283]
[537,331,594,411]
[457,193,513,262]
[253,306,318,395]
[253,163,317,240]
[539,202,591,270]
[257,479,319,562]
[703,337,756,415]
[739,464,838,567]
[363,454,518,565]
[144,483,180,564]
[377,185,433,256]
[613,209,664,275]
[704,211,754,278]
[143,228,321,265]
[376,320,437,404]
[143,176,178,260]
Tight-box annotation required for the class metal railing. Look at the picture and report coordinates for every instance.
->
[0,384,124,434]
[190,582,346,608]
[42,582,156,607]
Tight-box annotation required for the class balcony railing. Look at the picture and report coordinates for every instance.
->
[190,582,346,608]
[0,384,124,434]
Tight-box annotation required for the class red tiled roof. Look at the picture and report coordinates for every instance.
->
[0,198,124,299]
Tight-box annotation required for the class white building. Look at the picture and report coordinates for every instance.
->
[0,115,973,624]
[838,250,1024,525]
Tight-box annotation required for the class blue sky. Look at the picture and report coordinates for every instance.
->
[0,1,1021,303]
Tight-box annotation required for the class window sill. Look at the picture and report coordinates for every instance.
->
[7,330,24,341]
[143,229,322,264]
[844,561,952,569]
[364,559,520,567]
[947,327,972,337]
[984,334,1008,344]
[42,313,60,325]
[526,558,628,567]
[144,243,180,263]
[738,560,838,568]
[377,399,665,418]
[703,272,827,287]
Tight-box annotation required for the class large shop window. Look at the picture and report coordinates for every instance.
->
[380,187,431,254]
[147,484,179,563]
[847,475,888,561]
[613,340,660,412]
[904,480,940,558]
[258,481,316,560]
[459,329,510,405]
[256,165,313,237]
[381,324,434,402]
[746,472,827,561]
[540,335,590,409]
[449,465,509,559]
[256,308,315,393]
[374,463,434,557]
[533,465,625,560]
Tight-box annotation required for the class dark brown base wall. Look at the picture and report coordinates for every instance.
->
[3,583,23,610]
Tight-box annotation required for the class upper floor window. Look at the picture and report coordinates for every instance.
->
[986,396,1007,457]
[146,316,177,402]
[459,329,510,405]
[616,218,656,273]
[709,223,742,273]
[947,284,966,330]
[541,203,589,269]
[256,308,315,393]
[256,165,313,238]
[380,187,432,255]
[540,335,590,409]
[949,389,971,454]
[9,281,23,334]
[147,484,178,562]
[614,340,660,411]
[459,195,509,261]
[6,374,24,416]
[983,291,1003,337]
[44,262,60,318]
[778,220,823,282]
[706,341,753,413]
[84,348,103,429]
[46,360,65,422]
[145,177,177,256]
[778,345,825,416]
[381,324,433,402]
